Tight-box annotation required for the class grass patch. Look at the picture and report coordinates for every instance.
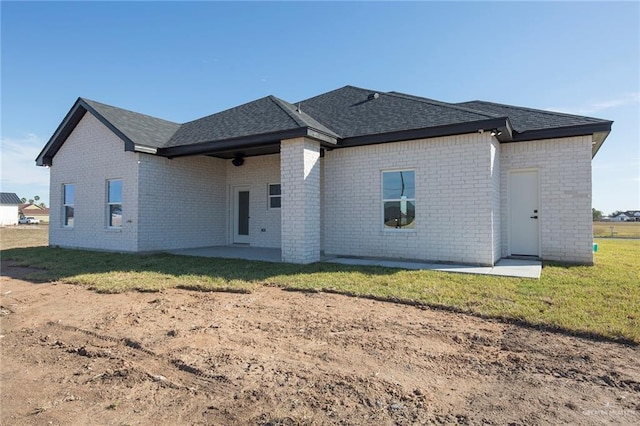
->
[2,239,639,344]
[0,225,49,249]
[593,221,640,238]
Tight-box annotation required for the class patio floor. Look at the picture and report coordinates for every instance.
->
[167,245,542,279]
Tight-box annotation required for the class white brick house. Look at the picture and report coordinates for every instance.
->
[36,86,612,265]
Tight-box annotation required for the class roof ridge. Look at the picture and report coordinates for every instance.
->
[268,95,308,128]
[270,95,340,137]
[459,100,611,123]
[298,84,380,103]
[387,91,502,119]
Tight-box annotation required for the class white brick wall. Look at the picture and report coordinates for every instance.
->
[226,154,281,248]
[136,154,227,251]
[322,133,497,265]
[281,138,321,263]
[500,136,594,264]
[49,113,139,251]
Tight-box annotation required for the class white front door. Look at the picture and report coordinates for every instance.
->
[510,170,539,256]
[233,187,250,244]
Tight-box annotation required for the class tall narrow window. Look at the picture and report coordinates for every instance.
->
[382,170,416,230]
[63,184,75,227]
[107,179,123,228]
[268,183,281,209]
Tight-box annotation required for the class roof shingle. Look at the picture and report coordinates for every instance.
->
[82,98,181,148]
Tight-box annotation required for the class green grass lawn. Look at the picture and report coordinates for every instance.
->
[2,239,638,344]
[593,221,640,238]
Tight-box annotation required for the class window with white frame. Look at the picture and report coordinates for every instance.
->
[268,183,281,209]
[107,179,123,228]
[382,170,415,230]
[63,184,75,227]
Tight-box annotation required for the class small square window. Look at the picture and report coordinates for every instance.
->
[268,183,281,209]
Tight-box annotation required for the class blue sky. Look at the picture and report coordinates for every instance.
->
[2,1,638,214]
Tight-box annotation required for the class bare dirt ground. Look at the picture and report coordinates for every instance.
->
[1,262,639,425]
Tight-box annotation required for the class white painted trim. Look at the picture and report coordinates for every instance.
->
[380,168,417,233]
[133,145,157,154]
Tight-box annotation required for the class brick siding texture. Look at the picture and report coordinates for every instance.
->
[280,138,321,264]
[322,133,497,265]
[500,136,594,264]
[49,114,139,251]
[136,154,227,251]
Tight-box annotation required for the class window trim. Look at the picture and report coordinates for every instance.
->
[381,169,416,232]
[107,179,123,228]
[63,183,75,228]
[268,183,281,209]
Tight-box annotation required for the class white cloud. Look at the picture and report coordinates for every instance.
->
[0,134,50,203]
[546,92,640,115]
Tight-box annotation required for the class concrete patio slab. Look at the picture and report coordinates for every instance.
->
[166,246,541,279]
[325,257,542,279]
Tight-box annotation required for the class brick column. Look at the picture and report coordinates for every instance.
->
[280,137,321,264]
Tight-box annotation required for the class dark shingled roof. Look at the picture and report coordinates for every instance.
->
[82,98,181,149]
[456,100,608,133]
[36,85,613,165]
[0,192,22,205]
[165,95,337,148]
[298,86,501,138]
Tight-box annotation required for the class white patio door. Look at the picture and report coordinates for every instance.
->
[509,170,539,256]
[233,187,250,244]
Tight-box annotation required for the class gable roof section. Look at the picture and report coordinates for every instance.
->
[36,98,181,166]
[0,193,22,205]
[37,86,613,165]
[83,99,181,149]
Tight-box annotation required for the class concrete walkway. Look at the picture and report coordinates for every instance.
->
[167,246,541,279]
[324,257,541,279]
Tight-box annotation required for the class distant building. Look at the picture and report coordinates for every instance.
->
[611,211,640,222]
[19,203,50,224]
[0,193,22,226]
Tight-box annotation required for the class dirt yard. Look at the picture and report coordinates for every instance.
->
[1,263,639,425]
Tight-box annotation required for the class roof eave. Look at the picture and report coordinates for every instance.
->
[339,118,510,148]
[160,127,338,158]
[36,98,85,166]
[508,121,613,158]
[591,130,611,158]
[133,145,159,154]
